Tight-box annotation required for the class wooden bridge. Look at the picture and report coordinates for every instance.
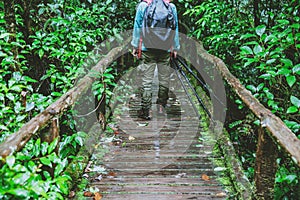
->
[0,35,299,200]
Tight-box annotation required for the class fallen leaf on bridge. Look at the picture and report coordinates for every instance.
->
[94,192,103,200]
[107,171,117,178]
[114,130,119,135]
[128,136,135,141]
[201,174,210,181]
[216,192,227,197]
[83,191,93,197]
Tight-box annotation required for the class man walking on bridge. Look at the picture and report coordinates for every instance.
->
[131,0,180,120]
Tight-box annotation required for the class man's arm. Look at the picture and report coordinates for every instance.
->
[131,2,147,49]
[170,3,180,57]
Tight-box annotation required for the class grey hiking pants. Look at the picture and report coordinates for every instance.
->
[138,50,171,112]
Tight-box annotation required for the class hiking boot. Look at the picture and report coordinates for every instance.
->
[137,109,151,120]
[157,104,166,116]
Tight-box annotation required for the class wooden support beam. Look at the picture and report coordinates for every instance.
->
[40,117,60,144]
[255,126,278,199]
[0,40,130,159]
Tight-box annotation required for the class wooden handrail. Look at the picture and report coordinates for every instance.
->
[212,55,300,166]
[193,42,300,167]
[0,39,130,159]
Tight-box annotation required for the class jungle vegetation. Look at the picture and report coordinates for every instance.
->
[0,0,299,199]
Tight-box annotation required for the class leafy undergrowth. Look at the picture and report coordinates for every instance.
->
[0,131,86,199]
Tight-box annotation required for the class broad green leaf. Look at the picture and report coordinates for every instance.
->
[244,58,257,67]
[277,68,290,76]
[290,96,300,108]
[264,35,276,43]
[240,33,256,40]
[30,181,48,196]
[26,102,35,112]
[0,51,7,57]
[0,33,10,39]
[255,25,266,36]
[0,125,8,131]
[287,106,298,114]
[253,120,260,126]
[27,161,36,171]
[10,85,24,92]
[48,138,59,154]
[291,23,300,29]
[12,172,30,184]
[253,44,262,55]
[257,83,264,91]
[240,46,253,55]
[285,175,297,183]
[286,75,296,87]
[38,49,44,58]
[267,70,276,77]
[7,188,29,197]
[6,155,15,168]
[54,162,64,177]
[23,76,38,83]
[246,85,256,93]
[41,142,48,156]
[16,115,26,122]
[6,93,15,102]
[292,64,300,75]
[266,59,276,64]
[264,90,274,100]
[259,74,271,80]
[51,92,62,97]
[287,33,294,44]
[103,73,114,79]
[40,157,52,167]
[34,138,41,157]
[75,136,83,146]
[277,19,289,25]
[280,58,293,67]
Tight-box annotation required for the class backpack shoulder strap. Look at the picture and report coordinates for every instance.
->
[143,0,152,5]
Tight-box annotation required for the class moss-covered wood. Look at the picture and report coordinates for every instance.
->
[254,127,278,199]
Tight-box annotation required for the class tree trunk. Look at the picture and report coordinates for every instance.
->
[253,0,260,27]
[254,127,278,199]
[4,0,19,71]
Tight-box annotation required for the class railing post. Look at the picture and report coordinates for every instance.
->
[254,126,278,199]
[40,116,60,143]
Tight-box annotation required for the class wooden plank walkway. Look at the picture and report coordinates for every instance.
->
[81,68,229,199]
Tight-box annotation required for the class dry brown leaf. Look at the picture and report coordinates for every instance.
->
[201,174,210,181]
[83,191,93,197]
[216,192,227,197]
[108,171,116,177]
[94,192,103,200]
[114,131,119,135]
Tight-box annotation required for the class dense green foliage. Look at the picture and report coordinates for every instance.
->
[0,0,135,199]
[0,0,299,199]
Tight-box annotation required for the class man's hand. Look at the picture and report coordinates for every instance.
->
[132,48,138,57]
[172,51,177,58]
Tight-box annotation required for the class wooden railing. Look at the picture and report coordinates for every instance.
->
[193,42,300,199]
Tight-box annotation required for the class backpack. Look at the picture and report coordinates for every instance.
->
[141,0,176,51]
